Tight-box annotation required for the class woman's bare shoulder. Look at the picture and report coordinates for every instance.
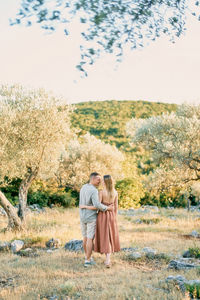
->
[114,190,118,199]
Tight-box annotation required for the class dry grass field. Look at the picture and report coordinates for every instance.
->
[0,207,200,300]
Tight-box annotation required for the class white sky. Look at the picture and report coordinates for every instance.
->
[0,0,200,104]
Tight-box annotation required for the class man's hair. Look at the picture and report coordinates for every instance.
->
[89,172,100,180]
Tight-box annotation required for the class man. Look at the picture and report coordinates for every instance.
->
[79,172,113,267]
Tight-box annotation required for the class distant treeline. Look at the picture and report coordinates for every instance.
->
[71,100,177,151]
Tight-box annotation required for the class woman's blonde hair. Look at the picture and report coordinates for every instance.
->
[103,175,115,203]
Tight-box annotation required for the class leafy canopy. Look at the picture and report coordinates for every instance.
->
[127,104,200,192]
[56,132,124,191]
[0,84,71,183]
[12,0,200,74]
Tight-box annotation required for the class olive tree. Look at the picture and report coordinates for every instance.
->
[0,85,71,228]
[56,133,124,191]
[126,104,200,194]
[0,103,23,230]
[12,0,200,74]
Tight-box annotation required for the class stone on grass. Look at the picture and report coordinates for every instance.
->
[121,247,138,252]
[166,275,186,282]
[46,238,61,249]
[142,247,157,258]
[182,250,191,258]
[64,240,83,252]
[49,296,59,300]
[168,260,197,270]
[165,275,186,293]
[190,230,199,238]
[127,252,142,260]
[165,276,200,294]
[169,216,176,221]
[0,277,16,288]
[46,249,54,253]
[185,279,200,287]
[135,219,142,224]
[11,240,24,253]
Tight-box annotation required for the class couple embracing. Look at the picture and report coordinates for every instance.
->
[79,172,120,268]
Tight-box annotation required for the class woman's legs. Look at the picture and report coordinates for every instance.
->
[105,242,111,265]
[105,253,111,265]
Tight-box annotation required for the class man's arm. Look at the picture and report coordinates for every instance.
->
[80,205,97,210]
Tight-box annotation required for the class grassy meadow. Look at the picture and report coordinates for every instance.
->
[0,207,200,300]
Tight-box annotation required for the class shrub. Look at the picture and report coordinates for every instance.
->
[188,247,200,259]
[139,217,161,225]
[116,178,144,209]
[48,191,76,208]
[23,236,44,247]
[185,283,200,299]
[140,192,188,208]
[28,191,49,207]
[1,178,21,205]
[27,190,76,208]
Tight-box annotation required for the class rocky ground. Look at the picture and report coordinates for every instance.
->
[0,206,200,299]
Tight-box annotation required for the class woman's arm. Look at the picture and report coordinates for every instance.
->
[79,205,97,210]
[114,192,118,215]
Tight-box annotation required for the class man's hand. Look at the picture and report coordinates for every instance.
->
[80,205,86,209]
[107,204,114,211]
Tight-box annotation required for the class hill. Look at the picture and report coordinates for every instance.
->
[71,100,177,151]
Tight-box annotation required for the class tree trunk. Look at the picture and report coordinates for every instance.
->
[18,181,29,222]
[0,190,23,231]
[18,170,37,222]
[186,194,190,212]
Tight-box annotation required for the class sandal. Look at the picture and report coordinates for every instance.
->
[105,262,111,268]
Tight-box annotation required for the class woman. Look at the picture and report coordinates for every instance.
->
[80,175,120,267]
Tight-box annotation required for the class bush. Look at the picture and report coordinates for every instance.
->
[1,178,21,205]
[140,192,188,208]
[116,178,144,209]
[48,191,76,208]
[28,191,49,207]
[27,190,76,208]
[65,187,79,206]
[185,283,200,299]
[188,247,200,259]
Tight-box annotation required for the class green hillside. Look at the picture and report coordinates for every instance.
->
[71,100,177,151]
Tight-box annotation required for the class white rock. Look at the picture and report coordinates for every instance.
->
[47,249,54,253]
[168,260,197,270]
[23,248,33,252]
[190,230,199,237]
[142,247,157,255]
[128,252,142,260]
[11,240,24,253]
[166,275,186,282]
[186,279,200,285]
